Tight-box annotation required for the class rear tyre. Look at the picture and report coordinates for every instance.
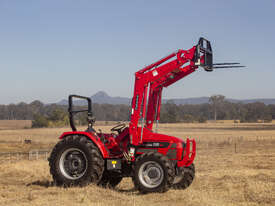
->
[172,163,195,190]
[49,135,104,187]
[98,171,123,188]
[133,152,175,193]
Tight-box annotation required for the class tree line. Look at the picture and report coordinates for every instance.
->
[160,98,274,123]
[0,95,274,128]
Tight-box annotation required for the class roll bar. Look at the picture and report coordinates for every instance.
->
[68,95,93,131]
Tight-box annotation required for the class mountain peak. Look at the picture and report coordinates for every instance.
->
[92,91,109,98]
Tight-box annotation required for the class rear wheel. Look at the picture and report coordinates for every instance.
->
[133,152,175,193]
[49,135,104,187]
[172,163,195,190]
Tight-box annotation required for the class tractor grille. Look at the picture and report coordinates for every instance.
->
[166,149,177,159]
[181,142,186,160]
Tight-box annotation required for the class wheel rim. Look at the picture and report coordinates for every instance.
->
[138,161,164,188]
[59,148,88,180]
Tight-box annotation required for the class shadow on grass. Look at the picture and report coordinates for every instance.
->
[114,187,137,193]
[26,180,55,188]
[27,180,142,195]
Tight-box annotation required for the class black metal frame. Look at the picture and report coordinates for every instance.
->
[68,95,93,131]
[196,37,213,72]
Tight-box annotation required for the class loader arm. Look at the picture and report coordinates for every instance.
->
[129,37,244,146]
[129,38,209,146]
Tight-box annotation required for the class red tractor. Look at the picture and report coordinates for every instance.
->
[49,38,243,193]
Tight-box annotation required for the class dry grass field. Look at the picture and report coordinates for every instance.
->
[0,120,32,130]
[0,122,274,206]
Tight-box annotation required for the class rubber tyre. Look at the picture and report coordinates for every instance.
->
[98,171,123,188]
[133,152,175,193]
[172,163,195,190]
[48,135,104,187]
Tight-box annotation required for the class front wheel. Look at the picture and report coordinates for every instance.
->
[132,152,175,193]
[172,163,195,190]
[48,135,104,187]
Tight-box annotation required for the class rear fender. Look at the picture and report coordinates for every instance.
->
[59,131,109,158]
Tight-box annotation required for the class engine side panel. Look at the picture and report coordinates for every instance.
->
[135,127,196,167]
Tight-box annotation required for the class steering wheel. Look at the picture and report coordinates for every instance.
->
[111,123,126,133]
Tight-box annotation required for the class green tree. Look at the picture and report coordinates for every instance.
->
[48,108,66,122]
[160,101,179,123]
[32,114,49,128]
[209,95,225,121]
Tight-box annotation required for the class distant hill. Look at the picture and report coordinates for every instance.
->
[57,91,275,105]
[57,91,131,105]
[227,98,275,105]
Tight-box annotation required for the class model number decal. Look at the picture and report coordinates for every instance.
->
[139,142,170,148]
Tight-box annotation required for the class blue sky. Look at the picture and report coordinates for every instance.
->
[0,0,274,104]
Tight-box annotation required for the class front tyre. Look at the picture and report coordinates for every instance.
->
[172,163,195,190]
[49,135,104,187]
[133,152,175,193]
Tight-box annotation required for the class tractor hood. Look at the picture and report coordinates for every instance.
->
[137,127,185,144]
